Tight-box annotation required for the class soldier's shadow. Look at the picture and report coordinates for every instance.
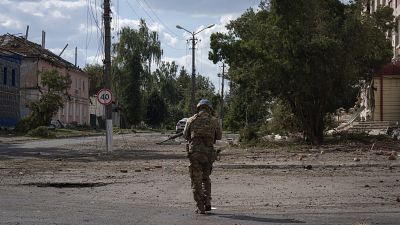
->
[208,212,305,223]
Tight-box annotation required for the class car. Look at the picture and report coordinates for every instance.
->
[176,118,188,133]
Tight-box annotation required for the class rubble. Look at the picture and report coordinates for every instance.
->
[391,128,400,140]
[353,157,360,162]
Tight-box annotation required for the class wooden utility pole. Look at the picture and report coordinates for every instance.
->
[190,34,197,115]
[220,63,225,129]
[104,0,113,152]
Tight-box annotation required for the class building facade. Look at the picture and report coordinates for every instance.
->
[0,34,90,126]
[0,48,21,128]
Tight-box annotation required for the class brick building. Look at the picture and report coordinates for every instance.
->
[0,48,22,128]
[0,34,90,126]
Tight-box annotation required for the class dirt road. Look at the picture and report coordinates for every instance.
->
[0,133,399,225]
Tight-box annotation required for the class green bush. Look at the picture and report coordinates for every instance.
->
[27,126,55,138]
[15,117,39,134]
[239,124,258,142]
[260,99,300,135]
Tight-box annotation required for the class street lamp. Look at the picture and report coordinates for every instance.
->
[176,24,215,115]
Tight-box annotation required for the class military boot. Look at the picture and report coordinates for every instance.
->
[195,204,206,214]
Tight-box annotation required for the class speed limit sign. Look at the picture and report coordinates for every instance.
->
[97,88,113,105]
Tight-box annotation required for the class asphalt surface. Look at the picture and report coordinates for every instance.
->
[0,133,399,225]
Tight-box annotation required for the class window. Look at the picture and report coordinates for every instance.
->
[11,69,15,86]
[3,67,7,85]
[82,80,85,91]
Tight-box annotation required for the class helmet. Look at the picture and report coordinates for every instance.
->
[197,99,213,110]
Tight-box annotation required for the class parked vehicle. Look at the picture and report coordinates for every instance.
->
[176,118,188,133]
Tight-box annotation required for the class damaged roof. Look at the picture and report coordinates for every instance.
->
[0,33,82,72]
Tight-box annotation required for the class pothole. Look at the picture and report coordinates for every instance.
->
[22,182,110,188]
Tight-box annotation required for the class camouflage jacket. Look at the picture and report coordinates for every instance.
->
[183,110,222,153]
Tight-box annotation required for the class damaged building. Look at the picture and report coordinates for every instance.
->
[0,33,90,126]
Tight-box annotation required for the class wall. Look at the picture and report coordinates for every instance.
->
[0,55,20,127]
[36,60,90,126]
[373,75,400,123]
[19,58,38,118]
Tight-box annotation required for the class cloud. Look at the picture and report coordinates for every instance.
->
[51,10,71,19]
[143,0,260,16]
[118,18,140,29]
[163,32,178,47]
[0,15,23,29]
[149,22,164,33]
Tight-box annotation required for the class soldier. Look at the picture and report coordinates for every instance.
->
[183,99,222,214]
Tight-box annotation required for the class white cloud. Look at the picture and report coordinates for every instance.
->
[86,55,104,65]
[118,18,140,29]
[78,23,98,33]
[15,0,85,19]
[149,22,164,33]
[51,10,71,19]
[0,15,22,29]
[163,32,178,47]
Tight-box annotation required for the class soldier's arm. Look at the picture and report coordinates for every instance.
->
[183,119,191,141]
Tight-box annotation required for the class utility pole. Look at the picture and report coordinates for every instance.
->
[220,63,225,129]
[104,0,113,152]
[176,24,215,115]
[190,34,197,115]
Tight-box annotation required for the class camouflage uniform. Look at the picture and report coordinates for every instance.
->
[183,109,222,213]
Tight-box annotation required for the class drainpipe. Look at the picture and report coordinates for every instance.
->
[380,74,383,121]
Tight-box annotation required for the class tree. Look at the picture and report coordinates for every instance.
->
[84,64,103,96]
[113,27,145,126]
[146,91,167,127]
[113,20,164,127]
[209,0,393,144]
[18,69,71,130]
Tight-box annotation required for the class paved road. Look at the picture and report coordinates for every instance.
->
[0,133,399,225]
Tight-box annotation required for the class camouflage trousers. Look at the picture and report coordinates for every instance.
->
[188,151,215,211]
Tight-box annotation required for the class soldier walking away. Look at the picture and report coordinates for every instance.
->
[183,99,222,214]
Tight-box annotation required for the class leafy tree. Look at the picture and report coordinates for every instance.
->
[84,64,103,96]
[17,69,71,131]
[146,91,168,127]
[113,27,145,126]
[209,0,393,144]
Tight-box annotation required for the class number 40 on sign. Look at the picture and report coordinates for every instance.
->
[97,88,113,105]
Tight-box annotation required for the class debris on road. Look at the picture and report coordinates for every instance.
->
[120,169,128,173]
[354,157,360,162]
[388,154,397,160]
[304,165,313,170]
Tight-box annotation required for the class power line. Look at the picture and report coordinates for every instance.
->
[139,0,184,40]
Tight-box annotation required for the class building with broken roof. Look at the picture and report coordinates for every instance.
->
[0,33,90,126]
[0,48,22,128]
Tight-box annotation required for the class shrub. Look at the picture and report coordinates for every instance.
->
[239,124,258,142]
[27,126,55,138]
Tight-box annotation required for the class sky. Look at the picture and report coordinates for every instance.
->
[0,0,262,93]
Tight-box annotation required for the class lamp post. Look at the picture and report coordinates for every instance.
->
[176,24,215,115]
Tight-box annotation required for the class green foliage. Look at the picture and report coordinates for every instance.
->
[239,124,259,142]
[16,69,70,132]
[209,0,393,144]
[84,64,103,96]
[27,126,55,138]
[261,99,300,135]
[146,91,168,127]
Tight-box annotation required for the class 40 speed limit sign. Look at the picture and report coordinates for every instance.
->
[97,88,113,105]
